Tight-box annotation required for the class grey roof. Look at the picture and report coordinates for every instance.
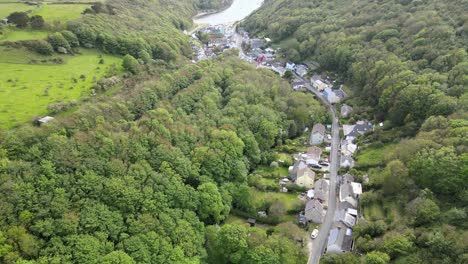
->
[290,161,308,181]
[327,223,353,253]
[312,123,326,136]
[307,146,323,161]
[347,121,373,137]
[315,179,329,193]
[305,199,324,223]
[340,182,354,201]
[340,104,353,117]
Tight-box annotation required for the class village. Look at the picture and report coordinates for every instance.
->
[189,23,376,255]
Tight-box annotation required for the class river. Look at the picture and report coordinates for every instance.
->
[193,0,263,25]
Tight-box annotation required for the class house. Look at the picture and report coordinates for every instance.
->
[306,146,322,165]
[289,160,308,181]
[341,139,357,156]
[305,199,325,224]
[343,120,374,141]
[327,222,354,253]
[38,116,55,125]
[323,87,341,104]
[340,104,353,118]
[310,123,325,145]
[334,209,357,228]
[295,64,308,77]
[340,181,362,201]
[250,38,264,49]
[286,62,296,71]
[271,63,286,76]
[292,78,306,90]
[295,167,316,189]
[340,182,354,202]
[333,88,347,100]
[314,179,330,203]
[340,155,355,168]
[311,75,329,91]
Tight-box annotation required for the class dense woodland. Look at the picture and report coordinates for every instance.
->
[0,51,325,263]
[244,0,468,263]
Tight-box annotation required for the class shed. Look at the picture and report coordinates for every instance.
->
[247,218,256,227]
[38,116,55,125]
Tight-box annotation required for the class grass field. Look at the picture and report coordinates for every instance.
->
[0,29,48,42]
[33,4,90,22]
[0,4,36,18]
[0,3,89,23]
[0,48,122,128]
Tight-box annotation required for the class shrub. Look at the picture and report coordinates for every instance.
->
[30,15,45,29]
[7,12,29,28]
[32,40,54,55]
[48,32,71,51]
[61,30,80,47]
[122,54,139,74]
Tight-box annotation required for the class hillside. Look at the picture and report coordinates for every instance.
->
[243,0,467,131]
[243,1,468,263]
[0,51,324,263]
[0,0,198,128]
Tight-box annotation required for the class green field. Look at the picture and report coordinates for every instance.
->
[0,4,36,18]
[33,4,90,22]
[0,48,122,128]
[0,3,89,23]
[0,29,48,42]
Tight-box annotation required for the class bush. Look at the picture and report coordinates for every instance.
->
[31,40,54,55]
[30,15,45,29]
[7,12,29,28]
[122,54,139,74]
[61,30,80,47]
[48,32,71,51]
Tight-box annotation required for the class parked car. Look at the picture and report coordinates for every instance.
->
[311,229,319,239]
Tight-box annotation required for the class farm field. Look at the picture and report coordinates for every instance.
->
[33,4,90,22]
[0,3,36,18]
[0,29,48,42]
[0,3,89,22]
[0,48,122,128]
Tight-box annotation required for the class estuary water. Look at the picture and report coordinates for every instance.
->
[193,0,263,25]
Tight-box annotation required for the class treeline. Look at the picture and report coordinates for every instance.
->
[243,0,467,133]
[0,54,323,263]
[196,0,233,10]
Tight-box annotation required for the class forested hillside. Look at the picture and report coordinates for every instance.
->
[244,1,468,263]
[0,53,322,263]
[243,0,467,132]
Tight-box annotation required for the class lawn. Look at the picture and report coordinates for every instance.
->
[0,48,122,128]
[355,143,397,168]
[254,190,302,210]
[256,165,289,179]
[0,29,49,42]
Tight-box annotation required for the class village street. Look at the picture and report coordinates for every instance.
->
[296,73,341,264]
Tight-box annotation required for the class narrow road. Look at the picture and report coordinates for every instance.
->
[295,74,340,264]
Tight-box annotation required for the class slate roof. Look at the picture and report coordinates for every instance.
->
[312,123,326,136]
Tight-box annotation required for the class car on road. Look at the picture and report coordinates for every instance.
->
[311,229,319,239]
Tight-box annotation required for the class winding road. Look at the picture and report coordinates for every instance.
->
[295,74,340,264]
